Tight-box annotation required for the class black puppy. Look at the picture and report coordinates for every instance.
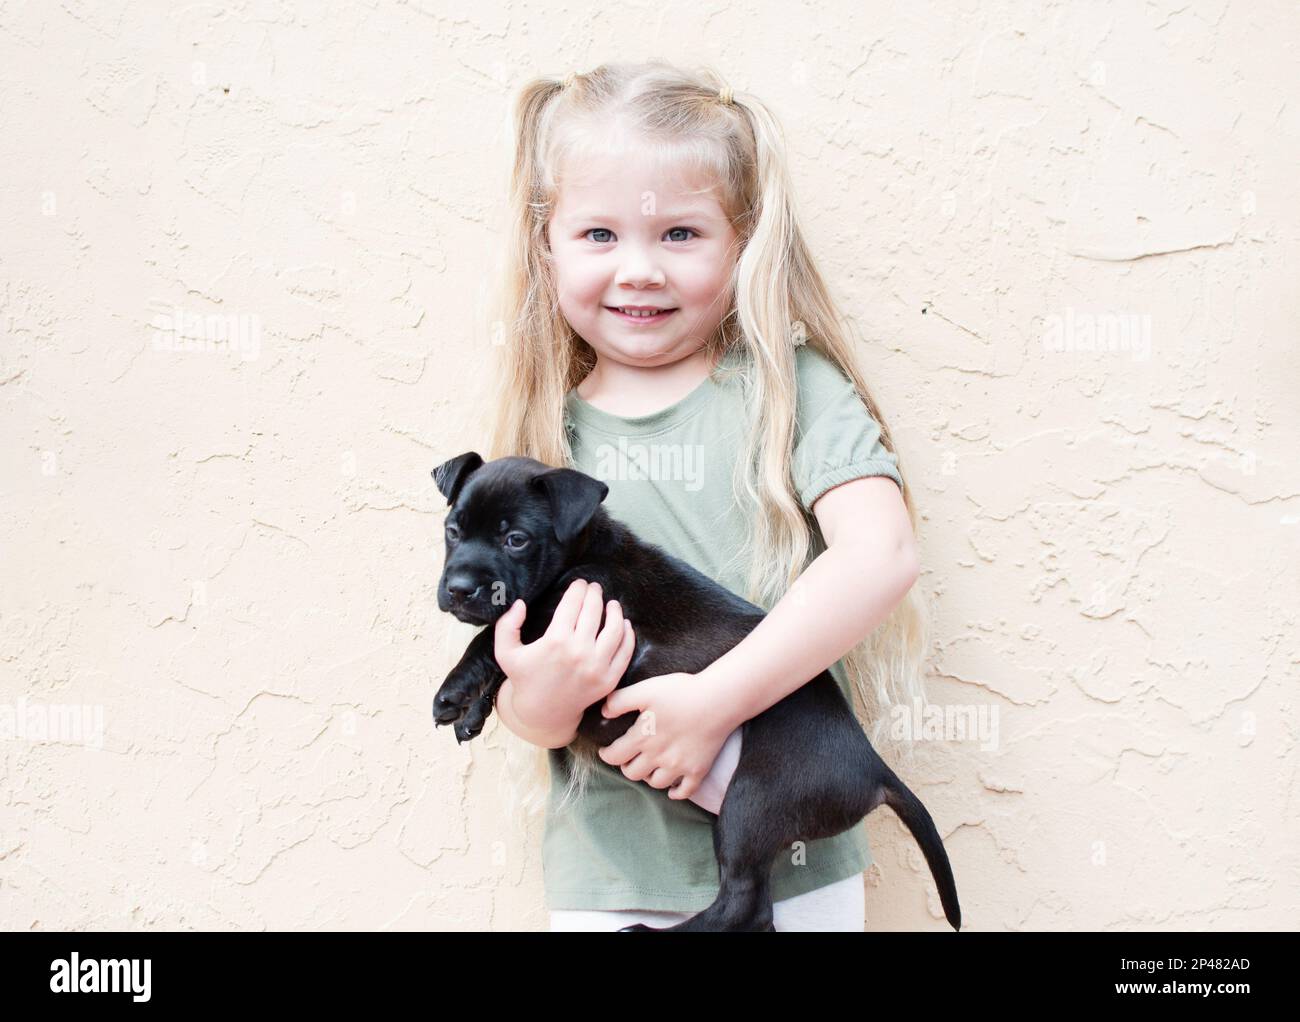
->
[431,451,961,932]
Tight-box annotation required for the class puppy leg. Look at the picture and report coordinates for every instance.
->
[624,772,783,932]
[625,699,876,933]
[433,627,504,743]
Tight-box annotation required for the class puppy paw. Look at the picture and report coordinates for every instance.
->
[449,692,494,744]
[433,669,484,727]
[432,688,471,726]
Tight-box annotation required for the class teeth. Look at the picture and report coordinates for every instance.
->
[618,307,669,317]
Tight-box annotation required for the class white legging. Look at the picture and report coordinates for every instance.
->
[549,872,865,931]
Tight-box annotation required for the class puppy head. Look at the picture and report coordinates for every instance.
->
[431,452,608,625]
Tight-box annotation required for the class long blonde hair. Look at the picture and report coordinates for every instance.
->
[470,60,932,817]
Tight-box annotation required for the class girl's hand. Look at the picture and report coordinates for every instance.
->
[597,671,738,804]
[494,579,635,738]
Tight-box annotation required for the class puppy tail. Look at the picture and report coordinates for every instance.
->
[879,763,962,931]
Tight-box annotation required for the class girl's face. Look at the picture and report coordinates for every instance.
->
[546,146,738,369]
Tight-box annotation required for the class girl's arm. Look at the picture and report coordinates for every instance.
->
[701,475,919,727]
[495,676,581,749]
[596,474,917,805]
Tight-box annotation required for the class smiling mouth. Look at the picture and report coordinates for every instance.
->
[605,307,678,323]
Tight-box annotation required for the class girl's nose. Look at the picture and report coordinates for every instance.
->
[613,247,666,289]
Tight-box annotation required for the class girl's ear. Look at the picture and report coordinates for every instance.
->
[530,467,609,543]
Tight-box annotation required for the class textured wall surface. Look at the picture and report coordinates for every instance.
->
[2,1,1297,931]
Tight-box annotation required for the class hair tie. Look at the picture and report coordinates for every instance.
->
[717,85,734,105]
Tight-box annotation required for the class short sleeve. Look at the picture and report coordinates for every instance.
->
[791,345,903,512]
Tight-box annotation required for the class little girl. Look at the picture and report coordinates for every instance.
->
[479,61,929,931]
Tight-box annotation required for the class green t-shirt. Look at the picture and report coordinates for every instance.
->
[543,342,904,911]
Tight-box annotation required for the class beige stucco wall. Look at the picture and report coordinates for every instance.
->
[2,2,1297,931]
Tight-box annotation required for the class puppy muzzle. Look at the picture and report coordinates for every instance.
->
[438,570,509,625]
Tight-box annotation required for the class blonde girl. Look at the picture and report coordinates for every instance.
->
[470,60,931,931]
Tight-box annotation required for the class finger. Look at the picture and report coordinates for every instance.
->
[548,578,588,633]
[648,768,679,790]
[667,775,694,800]
[602,678,648,717]
[493,599,526,651]
[573,580,604,644]
[605,674,654,717]
[605,619,635,683]
[598,686,624,717]
[598,735,634,767]
[592,599,623,660]
[621,753,653,783]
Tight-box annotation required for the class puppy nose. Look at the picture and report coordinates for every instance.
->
[444,575,482,601]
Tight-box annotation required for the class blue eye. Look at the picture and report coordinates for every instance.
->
[582,227,698,244]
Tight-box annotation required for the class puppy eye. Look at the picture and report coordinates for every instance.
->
[505,532,529,550]
[445,523,460,541]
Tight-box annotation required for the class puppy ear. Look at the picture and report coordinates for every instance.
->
[531,468,608,544]
[431,452,484,505]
